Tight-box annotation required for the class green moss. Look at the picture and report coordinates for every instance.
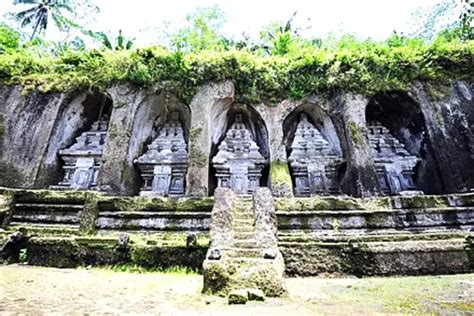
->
[107,122,118,139]
[13,189,89,204]
[0,36,472,104]
[0,114,5,138]
[79,192,102,234]
[188,128,207,168]
[275,196,363,212]
[100,196,213,213]
[347,122,363,146]
[270,161,292,187]
[424,81,453,103]
[394,195,449,209]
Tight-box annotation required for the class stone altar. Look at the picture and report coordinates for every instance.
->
[51,119,108,190]
[212,113,267,194]
[137,111,188,196]
[368,121,420,195]
[288,114,343,196]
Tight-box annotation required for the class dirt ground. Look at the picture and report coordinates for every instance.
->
[0,265,473,315]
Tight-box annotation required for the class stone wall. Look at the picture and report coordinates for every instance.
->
[0,80,472,197]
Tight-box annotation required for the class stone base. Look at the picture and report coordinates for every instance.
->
[139,191,184,197]
[202,254,287,297]
[398,190,425,196]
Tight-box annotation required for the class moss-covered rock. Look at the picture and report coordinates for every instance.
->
[270,161,293,197]
[202,256,287,297]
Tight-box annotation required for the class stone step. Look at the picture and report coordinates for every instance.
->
[11,213,82,225]
[233,212,253,219]
[15,203,84,212]
[277,229,473,243]
[9,222,80,230]
[277,226,474,239]
[233,231,255,240]
[233,218,254,226]
[97,211,210,219]
[232,239,259,248]
[233,226,255,233]
[227,247,262,258]
[275,206,474,216]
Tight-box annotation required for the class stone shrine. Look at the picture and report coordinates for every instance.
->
[288,114,343,196]
[212,113,267,194]
[368,121,420,195]
[137,111,188,197]
[51,119,108,190]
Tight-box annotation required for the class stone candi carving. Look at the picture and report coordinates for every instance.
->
[137,111,188,197]
[52,119,108,190]
[368,121,420,195]
[288,114,343,196]
[212,113,267,194]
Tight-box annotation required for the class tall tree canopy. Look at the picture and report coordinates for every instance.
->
[13,0,76,40]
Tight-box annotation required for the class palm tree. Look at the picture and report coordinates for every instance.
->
[13,0,74,40]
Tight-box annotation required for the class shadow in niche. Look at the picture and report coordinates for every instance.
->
[365,91,445,194]
[282,104,346,196]
[208,104,270,196]
[51,92,113,189]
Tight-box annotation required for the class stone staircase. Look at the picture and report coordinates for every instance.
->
[227,195,260,259]
[203,188,286,297]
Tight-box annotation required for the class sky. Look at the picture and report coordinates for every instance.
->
[0,0,454,46]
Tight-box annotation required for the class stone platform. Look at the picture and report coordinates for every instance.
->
[1,187,473,278]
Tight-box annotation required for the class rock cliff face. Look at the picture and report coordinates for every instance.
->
[0,80,472,197]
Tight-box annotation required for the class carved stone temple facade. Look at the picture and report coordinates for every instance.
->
[1,80,472,197]
[51,119,109,190]
[368,121,420,195]
[137,111,188,197]
[212,114,267,194]
[288,114,343,196]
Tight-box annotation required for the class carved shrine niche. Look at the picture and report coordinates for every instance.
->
[368,121,420,195]
[137,111,188,197]
[288,114,343,196]
[212,113,267,194]
[51,118,108,190]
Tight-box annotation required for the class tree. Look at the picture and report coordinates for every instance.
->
[458,0,473,39]
[258,11,318,55]
[170,5,228,52]
[0,23,21,53]
[12,0,76,40]
[408,0,473,40]
[83,29,134,50]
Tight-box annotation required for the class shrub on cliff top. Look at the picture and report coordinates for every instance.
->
[0,31,472,104]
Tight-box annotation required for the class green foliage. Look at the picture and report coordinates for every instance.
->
[83,29,134,50]
[458,0,474,40]
[0,24,21,53]
[0,33,472,104]
[170,5,228,53]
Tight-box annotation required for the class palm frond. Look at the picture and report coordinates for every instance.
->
[13,0,39,5]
